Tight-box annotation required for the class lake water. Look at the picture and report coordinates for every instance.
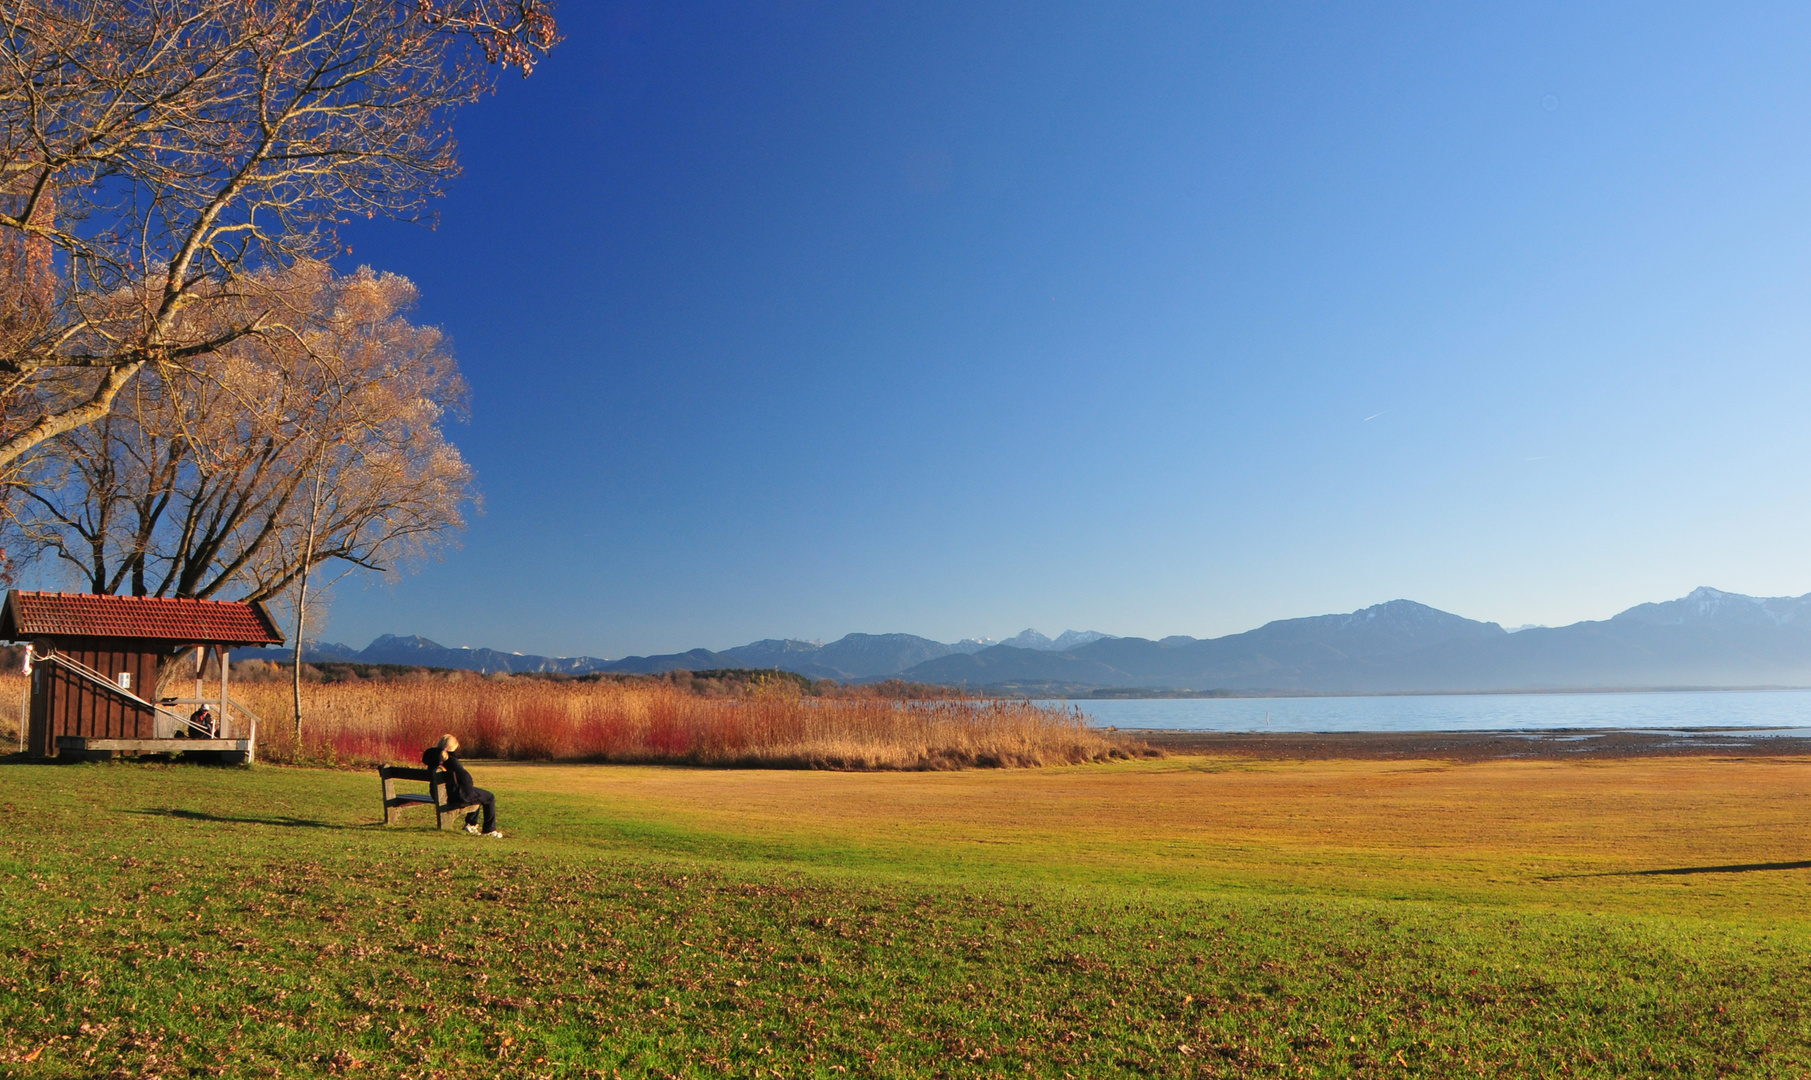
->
[1042,689,1811,734]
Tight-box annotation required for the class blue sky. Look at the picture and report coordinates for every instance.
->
[309,2,1811,656]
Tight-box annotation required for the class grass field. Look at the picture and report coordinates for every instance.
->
[6,754,1811,1077]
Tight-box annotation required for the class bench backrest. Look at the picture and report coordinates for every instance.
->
[377,763,478,828]
[378,764,460,799]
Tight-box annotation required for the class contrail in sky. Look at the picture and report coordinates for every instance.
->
[1362,412,1383,421]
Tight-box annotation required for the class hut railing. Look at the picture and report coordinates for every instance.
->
[34,651,199,735]
[226,694,262,762]
[159,695,264,739]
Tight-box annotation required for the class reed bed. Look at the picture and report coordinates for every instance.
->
[0,673,21,750]
[223,675,1144,770]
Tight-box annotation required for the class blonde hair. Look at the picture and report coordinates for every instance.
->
[437,734,459,753]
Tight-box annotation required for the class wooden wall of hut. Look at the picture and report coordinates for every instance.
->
[27,642,161,758]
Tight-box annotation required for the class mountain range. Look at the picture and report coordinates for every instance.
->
[261,587,1811,693]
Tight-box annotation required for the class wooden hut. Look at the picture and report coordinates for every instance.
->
[1,591,284,762]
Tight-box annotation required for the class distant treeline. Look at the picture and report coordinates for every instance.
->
[229,659,967,700]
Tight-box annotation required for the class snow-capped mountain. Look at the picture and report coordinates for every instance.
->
[274,588,1811,692]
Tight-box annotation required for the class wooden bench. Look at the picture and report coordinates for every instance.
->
[377,765,483,830]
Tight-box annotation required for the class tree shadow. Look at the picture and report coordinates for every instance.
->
[125,808,358,831]
[1628,859,1811,877]
[1546,859,1811,880]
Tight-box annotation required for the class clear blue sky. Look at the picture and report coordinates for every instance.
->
[318,2,1811,657]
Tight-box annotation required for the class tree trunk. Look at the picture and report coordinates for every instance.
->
[292,468,326,740]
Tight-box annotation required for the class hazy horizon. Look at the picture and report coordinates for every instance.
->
[289,585,1797,660]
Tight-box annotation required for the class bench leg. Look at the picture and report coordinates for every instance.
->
[382,776,399,826]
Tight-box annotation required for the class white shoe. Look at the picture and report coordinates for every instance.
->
[465,823,480,834]
[484,830,503,839]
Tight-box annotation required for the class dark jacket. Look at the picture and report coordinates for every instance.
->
[422,747,477,803]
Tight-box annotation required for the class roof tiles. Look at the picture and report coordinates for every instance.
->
[0,591,285,645]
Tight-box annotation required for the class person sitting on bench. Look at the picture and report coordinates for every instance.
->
[187,705,216,737]
[421,734,501,838]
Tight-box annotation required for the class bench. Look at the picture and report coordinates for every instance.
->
[377,765,483,830]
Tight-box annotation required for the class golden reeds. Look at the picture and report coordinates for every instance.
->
[0,674,20,749]
[220,675,1143,770]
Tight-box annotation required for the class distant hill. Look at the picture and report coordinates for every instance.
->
[281,634,617,675]
[259,629,1033,680]
[998,628,1118,651]
[895,589,1811,692]
[602,632,976,679]
[902,600,1508,690]
[901,645,1130,688]
[249,588,1811,692]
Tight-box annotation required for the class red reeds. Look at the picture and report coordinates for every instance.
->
[226,675,1142,770]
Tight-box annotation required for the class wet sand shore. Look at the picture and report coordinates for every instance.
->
[1129,727,1811,761]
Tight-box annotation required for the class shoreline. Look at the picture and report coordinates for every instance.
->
[1127,727,1811,760]
[1041,684,1811,699]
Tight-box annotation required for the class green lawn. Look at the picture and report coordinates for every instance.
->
[3,758,1810,1078]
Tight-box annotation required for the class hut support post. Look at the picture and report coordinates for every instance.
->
[217,646,230,737]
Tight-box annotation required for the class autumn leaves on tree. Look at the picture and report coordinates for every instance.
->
[13,264,473,602]
[0,1,558,603]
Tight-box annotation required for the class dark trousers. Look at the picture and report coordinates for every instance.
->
[463,788,497,833]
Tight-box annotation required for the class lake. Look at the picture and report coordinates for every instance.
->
[1045,689,1811,734]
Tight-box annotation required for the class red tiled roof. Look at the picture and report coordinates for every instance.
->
[0,591,285,645]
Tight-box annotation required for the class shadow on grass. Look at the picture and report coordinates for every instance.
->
[1630,859,1811,876]
[1546,859,1811,881]
[0,754,248,767]
[126,808,357,831]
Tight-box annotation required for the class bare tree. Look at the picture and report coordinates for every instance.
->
[290,451,326,734]
[14,261,475,605]
[0,0,557,467]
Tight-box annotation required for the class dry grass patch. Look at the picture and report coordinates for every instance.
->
[487,753,1811,920]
